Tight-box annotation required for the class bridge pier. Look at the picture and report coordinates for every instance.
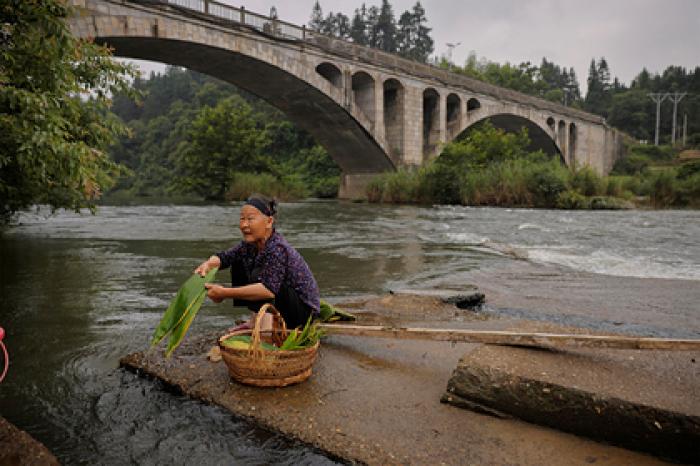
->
[339,173,380,199]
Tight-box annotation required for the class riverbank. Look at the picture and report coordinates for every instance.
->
[122,279,699,465]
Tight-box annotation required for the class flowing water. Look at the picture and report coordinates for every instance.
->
[1,201,698,464]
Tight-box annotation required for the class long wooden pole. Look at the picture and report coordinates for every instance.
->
[319,324,700,351]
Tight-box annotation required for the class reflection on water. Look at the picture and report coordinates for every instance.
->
[1,201,698,463]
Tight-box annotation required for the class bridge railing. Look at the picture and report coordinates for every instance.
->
[151,0,310,41]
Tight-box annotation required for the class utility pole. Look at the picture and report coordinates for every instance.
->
[648,93,669,146]
[445,42,461,68]
[669,92,687,146]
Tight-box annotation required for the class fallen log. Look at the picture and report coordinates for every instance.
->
[319,324,700,351]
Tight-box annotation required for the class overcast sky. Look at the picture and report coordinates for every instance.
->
[126,0,700,93]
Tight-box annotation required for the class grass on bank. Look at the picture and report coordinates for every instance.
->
[367,123,700,209]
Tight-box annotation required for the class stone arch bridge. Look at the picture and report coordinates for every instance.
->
[69,0,626,198]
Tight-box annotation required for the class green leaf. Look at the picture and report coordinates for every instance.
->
[151,267,218,347]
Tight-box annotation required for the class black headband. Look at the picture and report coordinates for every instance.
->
[245,197,275,217]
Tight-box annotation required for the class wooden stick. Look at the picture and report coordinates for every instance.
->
[319,324,700,351]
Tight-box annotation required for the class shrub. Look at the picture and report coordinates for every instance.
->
[571,166,604,196]
[604,176,624,197]
[225,172,307,201]
[383,169,420,203]
[365,176,386,203]
[526,160,569,207]
[611,153,651,175]
[419,162,463,205]
[589,196,628,210]
[556,190,589,209]
[677,172,700,207]
[646,169,678,207]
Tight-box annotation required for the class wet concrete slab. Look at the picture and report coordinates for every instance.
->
[120,294,689,465]
[0,416,59,466]
[443,321,700,464]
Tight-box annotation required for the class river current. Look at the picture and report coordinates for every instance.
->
[1,201,698,464]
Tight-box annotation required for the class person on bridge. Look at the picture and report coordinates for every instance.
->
[194,194,320,330]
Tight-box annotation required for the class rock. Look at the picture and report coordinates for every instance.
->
[0,416,59,466]
[443,342,700,463]
[442,292,486,309]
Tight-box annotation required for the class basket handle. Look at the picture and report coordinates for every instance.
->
[249,303,287,357]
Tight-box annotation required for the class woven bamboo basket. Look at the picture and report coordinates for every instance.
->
[218,303,319,387]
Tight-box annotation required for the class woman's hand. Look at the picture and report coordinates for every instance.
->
[204,283,227,303]
[194,255,221,277]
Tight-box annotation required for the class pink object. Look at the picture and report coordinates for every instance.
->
[0,326,7,383]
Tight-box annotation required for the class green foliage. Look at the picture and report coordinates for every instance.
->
[173,97,271,200]
[444,53,582,107]
[151,268,218,357]
[108,69,340,201]
[0,0,138,222]
[571,166,604,196]
[319,300,356,322]
[225,172,308,202]
[556,190,589,209]
[367,121,700,209]
[279,316,324,349]
[646,169,678,207]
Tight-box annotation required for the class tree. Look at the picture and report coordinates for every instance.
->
[0,0,137,223]
[366,5,381,48]
[309,1,324,32]
[375,0,397,52]
[173,97,271,200]
[411,2,433,62]
[350,5,369,45]
[585,57,613,117]
[396,2,433,62]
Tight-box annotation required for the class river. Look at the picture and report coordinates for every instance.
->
[1,201,698,464]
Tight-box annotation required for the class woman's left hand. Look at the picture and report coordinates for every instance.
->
[204,283,226,303]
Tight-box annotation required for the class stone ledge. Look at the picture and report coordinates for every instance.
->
[443,341,700,463]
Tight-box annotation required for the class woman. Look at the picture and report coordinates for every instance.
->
[195,194,320,329]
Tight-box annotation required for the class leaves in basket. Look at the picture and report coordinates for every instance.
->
[279,316,324,350]
[151,268,218,357]
[221,335,277,351]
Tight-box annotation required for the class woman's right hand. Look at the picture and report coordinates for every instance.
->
[194,255,221,276]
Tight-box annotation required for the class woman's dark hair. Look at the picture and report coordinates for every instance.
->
[245,193,277,217]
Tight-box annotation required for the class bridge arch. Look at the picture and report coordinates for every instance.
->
[423,88,441,157]
[352,71,376,126]
[315,62,342,89]
[557,120,567,160]
[383,78,405,158]
[467,97,481,113]
[448,113,564,164]
[569,122,577,168]
[446,93,462,140]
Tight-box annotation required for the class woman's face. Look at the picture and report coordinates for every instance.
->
[239,204,273,243]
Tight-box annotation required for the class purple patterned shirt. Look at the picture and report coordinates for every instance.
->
[215,231,320,313]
